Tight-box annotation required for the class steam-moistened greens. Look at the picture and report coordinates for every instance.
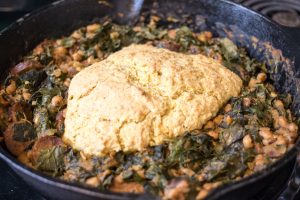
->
[0,16,298,200]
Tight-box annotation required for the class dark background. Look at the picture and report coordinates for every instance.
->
[0,0,55,29]
[0,161,45,200]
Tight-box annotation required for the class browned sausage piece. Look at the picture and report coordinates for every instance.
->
[10,60,42,76]
[29,136,65,173]
[4,121,36,156]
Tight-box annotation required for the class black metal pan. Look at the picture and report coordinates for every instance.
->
[0,0,300,199]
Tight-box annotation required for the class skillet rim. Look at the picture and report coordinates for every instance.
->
[0,0,299,199]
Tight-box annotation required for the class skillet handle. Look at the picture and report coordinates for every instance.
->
[277,153,300,200]
[112,0,144,25]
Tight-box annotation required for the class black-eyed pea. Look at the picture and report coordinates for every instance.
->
[87,56,95,65]
[53,46,68,59]
[287,123,298,133]
[203,183,213,191]
[67,66,78,77]
[97,50,104,59]
[270,92,277,98]
[0,90,9,106]
[278,116,288,128]
[22,92,31,101]
[282,125,298,141]
[131,165,141,171]
[6,80,17,95]
[211,182,221,189]
[55,39,62,46]
[197,31,213,42]
[224,104,232,112]
[276,127,287,135]
[204,120,215,129]
[73,61,84,69]
[243,134,253,149]
[248,78,258,88]
[196,173,205,182]
[263,144,285,158]
[196,190,208,200]
[288,131,298,141]
[86,176,100,187]
[256,72,267,83]
[86,24,100,33]
[71,30,82,39]
[18,152,33,167]
[168,29,177,39]
[247,162,255,171]
[254,154,266,166]
[72,51,84,61]
[180,167,195,177]
[275,135,287,146]
[62,108,67,118]
[80,160,93,171]
[15,94,22,101]
[31,100,37,106]
[64,78,71,87]
[110,32,120,40]
[243,97,251,107]
[207,130,219,140]
[274,100,284,110]
[168,169,180,177]
[136,169,145,178]
[281,129,295,143]
[33,45,44,55]
[259,127,273,140]
[80,151,87,160]
[59,64,69,73]
[51,95,64,107]
[225,115,233,125]
[262,137,277,145]
[133,26,142,32]
[213,115,223,125]
[86,32,95,39]
[53,69,62,77]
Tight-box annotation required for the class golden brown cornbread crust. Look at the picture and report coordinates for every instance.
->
[63,44,243,156]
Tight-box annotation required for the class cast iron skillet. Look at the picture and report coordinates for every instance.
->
[0,0,300,199]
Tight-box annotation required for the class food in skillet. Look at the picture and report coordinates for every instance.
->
[64,44,242,156]
[0,18,298,200]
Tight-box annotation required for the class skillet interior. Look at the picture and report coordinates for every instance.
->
[0,0,300,199]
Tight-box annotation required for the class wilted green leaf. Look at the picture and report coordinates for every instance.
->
[219,38,238,61]
[36,146,65,175]
[61,37,75,48]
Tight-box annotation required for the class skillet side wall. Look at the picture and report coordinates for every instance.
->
[0,0,299,200]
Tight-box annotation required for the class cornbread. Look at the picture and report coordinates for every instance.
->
[63,44,242,156]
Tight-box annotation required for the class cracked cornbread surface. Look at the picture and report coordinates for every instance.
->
[63,44,243,156]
